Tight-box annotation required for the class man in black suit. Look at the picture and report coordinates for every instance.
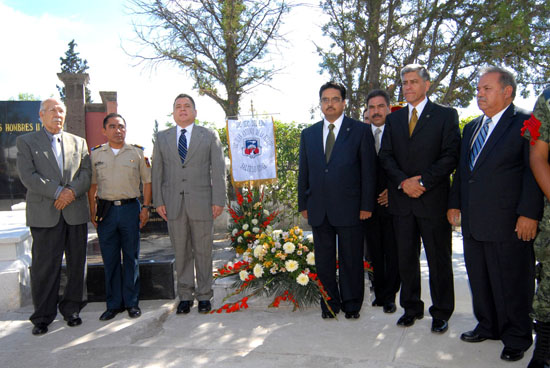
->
[379,64,460,334]
[298,81,376,319]
[362,89,399,314]
[448,66,543,362]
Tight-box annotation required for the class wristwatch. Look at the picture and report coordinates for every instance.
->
[142,205,153,210]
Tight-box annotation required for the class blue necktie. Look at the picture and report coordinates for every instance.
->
[178,129,187,164]
[469,117,491,170]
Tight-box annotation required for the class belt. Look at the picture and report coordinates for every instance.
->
[99,198,137,206]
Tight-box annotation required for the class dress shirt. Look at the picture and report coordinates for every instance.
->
[323,113,344,151]
[408,97,428,121]
[177,123,194,148]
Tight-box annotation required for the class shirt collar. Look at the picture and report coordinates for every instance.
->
[408,97,428,118]
[43,128,62,141]
[485,104,510,125]
[371,123,385,135]
[323,113,344,129]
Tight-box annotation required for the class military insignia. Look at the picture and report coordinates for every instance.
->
[94,161,104,166]
[521,113,542,145]
[91,144,105,151]
[132,144,145,150]
[144,157,151,168]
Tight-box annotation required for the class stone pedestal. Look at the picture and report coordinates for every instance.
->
[0,207,32,312]
[57,72,89,139]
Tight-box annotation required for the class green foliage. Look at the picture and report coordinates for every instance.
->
[459,115,476,134]
[56,40,92,103]
[129,0,288,117]
[318,0,550,120]
[9,93,39,101]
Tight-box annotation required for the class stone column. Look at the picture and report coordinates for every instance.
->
[57,73,89,139]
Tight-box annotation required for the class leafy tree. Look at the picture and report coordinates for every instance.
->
[128,0,289,118]
[56,40,92,103]
[318,0,550,119]
[8,93,40,101]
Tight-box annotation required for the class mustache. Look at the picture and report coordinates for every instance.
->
[372,114,383,119]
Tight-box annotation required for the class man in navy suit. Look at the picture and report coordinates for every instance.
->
[298,81,376,319]
[448,66,543,362]
[362,89,400,314]
[379,64,460,334]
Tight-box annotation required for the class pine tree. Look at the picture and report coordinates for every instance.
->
[56,40,92,103]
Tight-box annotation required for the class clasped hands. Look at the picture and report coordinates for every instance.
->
[401,175,426,198]
[54,188,75,210]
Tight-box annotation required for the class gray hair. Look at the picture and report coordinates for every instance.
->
[400,64,430,82]
[39,98,66,112]
[479,66,517,99]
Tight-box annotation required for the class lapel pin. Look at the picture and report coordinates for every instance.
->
[426,114,430,118]
[347,128,350,131]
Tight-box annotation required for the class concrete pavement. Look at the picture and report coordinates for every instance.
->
[0,232,534,367]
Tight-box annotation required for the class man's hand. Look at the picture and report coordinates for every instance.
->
[447,209,461,226]
[90,209,98,228]
[401,175,426,198]
[360,210,372,220]
[139,208,150,228]
[301,210,308,219]
[212,205,223,219]
[54,188,75,210]
[156,205,168,221]
[515,216,538,241]
[377,189,389,207]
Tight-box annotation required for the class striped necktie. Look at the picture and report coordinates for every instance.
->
[178,129,188,164]
[469,117,491,170]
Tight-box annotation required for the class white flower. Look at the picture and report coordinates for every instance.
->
[237,236,243,243]
[282,231,289,238]
[227,261,234,268]
[306,234,314,243]
[253,264,264,278]
[252,227,260,233]
[253,245,263,259]
[270,267,277,274]
[285,260,299,272]
[232,228,238,236]
[273,229,283,238]
[251,218,259,225]
[266,225,273,234]
[297,250,302,256]
[296,273,309,286]
[275,241,281,248]
[243,254,251,262]
[283,242,295,254]
[306,252,315,265]
[242,223,249,231]
[264,209,270,216]
[271,247,276,253]
[239,270,248,281]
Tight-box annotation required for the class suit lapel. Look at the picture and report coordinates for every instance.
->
[165,127,179,161]
[473,104,516,171]
[311,121,325,162]
[394,107,410,140]
[185,125,203,162]
[329,117,353,163]
[38,129,63,179]
[411,100,434,137]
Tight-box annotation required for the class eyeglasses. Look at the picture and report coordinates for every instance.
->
[320,97,343,104]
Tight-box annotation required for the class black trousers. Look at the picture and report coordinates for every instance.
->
[393,214,454,320]
[464,235,534,350]
[312,216,364,314]
[29,217,87,326]
[363,211,400,305]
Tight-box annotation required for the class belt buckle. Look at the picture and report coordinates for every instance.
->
[114,200,122,206]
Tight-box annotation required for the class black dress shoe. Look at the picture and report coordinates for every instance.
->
[198,300,211,314]
[396,312,423,327]
[177,300,193,314]
[64,312,82,327]
[99,308,123,321]
[501,347,525,362]
[431,318,448,333]
[127,306,141,318]
[32,323,48,335]
[383,302,397,314]
[345,311,360,319]
[460,330,487,343]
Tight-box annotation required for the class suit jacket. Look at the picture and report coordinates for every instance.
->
[152,125,226,221]
[379,100,460,218]
[366,126,390,216]
[448,104,543,241]
[298,116,376,227]
[16,129,91,227]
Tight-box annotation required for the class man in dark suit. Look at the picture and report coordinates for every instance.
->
[16,98,91,335]
[362,89,400,314]
[448,66,543,362]
[298,81,376,319]
[379,64,460,334]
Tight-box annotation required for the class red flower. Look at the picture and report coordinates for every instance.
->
[521,114,542,145]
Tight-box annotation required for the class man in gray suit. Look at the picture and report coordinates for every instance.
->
[152,93,226,314]
[16,98,91,335]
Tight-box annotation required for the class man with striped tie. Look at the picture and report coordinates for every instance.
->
[448,67,543,362]
[152,94,226,315]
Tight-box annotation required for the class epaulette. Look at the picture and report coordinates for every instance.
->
[91,143,105,151]
[132,144,145,150]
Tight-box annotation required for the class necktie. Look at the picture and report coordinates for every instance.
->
[409,108,418,136]
[469,117,491,170]
[52,135,63,173]
[374,127,382,154]
[178,129,188,164]
[325,123,335,163]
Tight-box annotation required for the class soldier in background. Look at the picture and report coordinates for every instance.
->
[88,113,152,321]
[522,88,550,368]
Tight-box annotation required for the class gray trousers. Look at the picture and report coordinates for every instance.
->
[167,202,213,301]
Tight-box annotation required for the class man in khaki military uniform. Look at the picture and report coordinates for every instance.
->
[88,113,152,321]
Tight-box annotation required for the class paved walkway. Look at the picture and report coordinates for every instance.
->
[0,232,534,367]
